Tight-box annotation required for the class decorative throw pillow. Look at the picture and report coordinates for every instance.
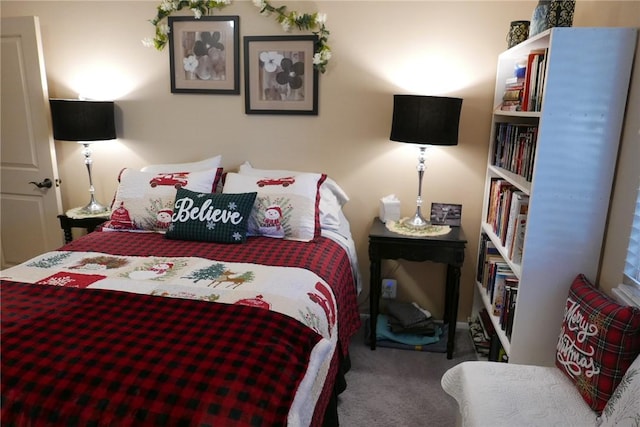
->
[237,162,348,232]
[556,274,640,412]
[598,354,640,426]
[102,168,219,233]
[165,188,256,243]
[222,172,325,242]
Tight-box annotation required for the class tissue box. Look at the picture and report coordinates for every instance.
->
[379,195,400,223]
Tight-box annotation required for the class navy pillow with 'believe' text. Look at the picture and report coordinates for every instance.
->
[166,188,257,243]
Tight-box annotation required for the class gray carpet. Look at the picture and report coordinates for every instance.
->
[336,320,477,426]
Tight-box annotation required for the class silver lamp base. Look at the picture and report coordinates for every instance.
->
[402,211,431,230]
[80,198,108,215]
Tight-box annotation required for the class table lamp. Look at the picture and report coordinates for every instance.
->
[49,99,116,215]
[390,94,462,229]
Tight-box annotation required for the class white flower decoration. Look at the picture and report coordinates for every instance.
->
[160,0,177,12]
[142,38,155,48]
[315,13,327,25]
[148,0,331,73]
[260,51,284,72]
[158,23,170,35]
[183,55,199,72]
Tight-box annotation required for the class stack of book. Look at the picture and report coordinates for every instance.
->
[500,76,525,111]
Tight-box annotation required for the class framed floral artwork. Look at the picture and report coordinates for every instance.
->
[244,35,318,115]
[168,16,239,94]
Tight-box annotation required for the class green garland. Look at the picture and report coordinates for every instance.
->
[144,0,331,73]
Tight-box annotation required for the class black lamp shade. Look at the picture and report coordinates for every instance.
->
[49,99,116,141]
[390,95,462,145]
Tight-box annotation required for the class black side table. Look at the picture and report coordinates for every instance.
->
[57,214,109,244]
[368,217,466,359]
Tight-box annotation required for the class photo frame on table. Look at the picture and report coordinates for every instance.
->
[244,35,319,115]
[168,16,240,94]
[430,203,462,226]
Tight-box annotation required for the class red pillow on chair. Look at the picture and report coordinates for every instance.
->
[556,274,640,412]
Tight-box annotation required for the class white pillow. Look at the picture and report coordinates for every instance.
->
[237,161,348,232]
[141,155,222,173]
[103,168,219,233]
[223,172,324,242]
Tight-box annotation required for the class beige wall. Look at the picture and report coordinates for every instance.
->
[1,1,638,320]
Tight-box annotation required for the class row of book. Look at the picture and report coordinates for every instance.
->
[468,311,509,362]
[492,122,538,182]
[499,48,548,112]
[477,234,519,338]
[486,179,529,264]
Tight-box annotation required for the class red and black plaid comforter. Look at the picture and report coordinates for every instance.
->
[1,232,361,426]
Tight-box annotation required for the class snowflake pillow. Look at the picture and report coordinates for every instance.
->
[165,188,256,243]
[222,172,325,242]
[102,168,219,233]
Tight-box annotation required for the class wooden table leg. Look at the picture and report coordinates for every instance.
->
[446,264,461,359]
[369,257,381,350]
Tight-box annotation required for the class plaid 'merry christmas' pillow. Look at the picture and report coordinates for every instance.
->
[556,274,640,412]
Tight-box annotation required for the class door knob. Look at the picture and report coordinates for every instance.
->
[29,178,53,189]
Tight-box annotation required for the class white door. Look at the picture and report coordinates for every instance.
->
[1,16,63,269]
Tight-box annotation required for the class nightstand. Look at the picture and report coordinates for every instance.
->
[368,217,466,359]
[58,208,110,244]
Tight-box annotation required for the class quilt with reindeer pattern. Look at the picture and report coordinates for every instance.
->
[1,230,360,427]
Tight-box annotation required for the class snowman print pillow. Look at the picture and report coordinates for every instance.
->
[222,172,326,242]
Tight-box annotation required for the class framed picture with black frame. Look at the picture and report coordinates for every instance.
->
[244,35,318,115]
[168,16,240,94]
[430,203,462,226]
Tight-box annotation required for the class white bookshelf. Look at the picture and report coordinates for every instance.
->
[474,27,637,366]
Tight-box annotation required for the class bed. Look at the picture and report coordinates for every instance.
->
[1,159,362,426]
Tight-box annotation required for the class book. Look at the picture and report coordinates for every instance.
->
[527,50,545,111]
[534,49,548,111]
[500,101,521,111]
[492,265,516,317]
[503,87,524,102]
[479,308,497,338]
[505,192,529,257]
[477,234,499,283]
[511,214,527,264]
[505,285,518,339]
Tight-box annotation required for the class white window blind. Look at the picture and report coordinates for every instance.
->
[623,184,640,287]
